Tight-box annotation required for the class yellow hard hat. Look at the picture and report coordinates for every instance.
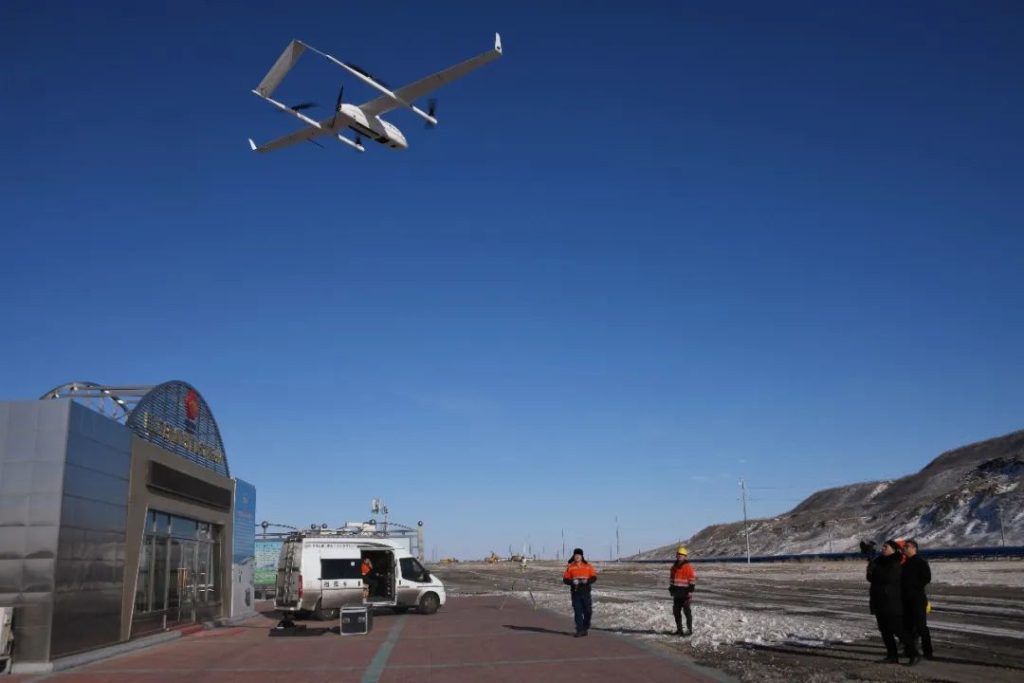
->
[676,546,688,556]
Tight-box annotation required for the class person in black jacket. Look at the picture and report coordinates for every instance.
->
[901,539,932,661]
[867,539,917,664]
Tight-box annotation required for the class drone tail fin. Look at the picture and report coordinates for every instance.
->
[255,39,307,98]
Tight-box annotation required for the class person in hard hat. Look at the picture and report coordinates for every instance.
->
[901,539,932,662]
[563,547,597,637]
[669,546,696,636]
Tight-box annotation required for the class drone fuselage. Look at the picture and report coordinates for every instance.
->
[337,104,408,150]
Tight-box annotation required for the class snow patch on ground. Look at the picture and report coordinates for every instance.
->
[866,481,892,500]
[523,589,869,650]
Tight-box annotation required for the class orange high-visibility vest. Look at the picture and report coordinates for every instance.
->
[563,562,597,582]
[670,562,696,587]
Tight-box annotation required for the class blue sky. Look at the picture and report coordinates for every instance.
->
[2,1,1022,559]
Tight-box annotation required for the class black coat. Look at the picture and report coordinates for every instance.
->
[867,553,903,616]
[901,554,931,607]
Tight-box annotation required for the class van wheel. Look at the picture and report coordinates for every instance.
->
[314,601,338,621]
[418,592,440,615]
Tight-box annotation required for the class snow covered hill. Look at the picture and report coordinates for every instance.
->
[633,429,1024,559]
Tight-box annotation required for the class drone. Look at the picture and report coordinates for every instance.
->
[248,33,502,154]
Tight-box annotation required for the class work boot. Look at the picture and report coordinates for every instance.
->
[877,656,898,664]
[906,655,921,667]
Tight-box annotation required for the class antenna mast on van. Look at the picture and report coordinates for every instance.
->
[371,497,390,534]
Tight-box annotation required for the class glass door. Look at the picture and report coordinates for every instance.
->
[167,540,199,625]
[179,541,197,623]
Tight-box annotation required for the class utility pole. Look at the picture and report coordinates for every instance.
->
[561,529,565,561]
[739,479,751,564]
[615,516,620,561]
[997,503,1006,547]
[827,522,833,554]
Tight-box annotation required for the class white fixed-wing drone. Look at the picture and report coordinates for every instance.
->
[248,33,502,154]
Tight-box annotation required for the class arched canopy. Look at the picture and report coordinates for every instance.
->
[42,380,229,477]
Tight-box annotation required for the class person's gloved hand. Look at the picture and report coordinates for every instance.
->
[573,578,582,586]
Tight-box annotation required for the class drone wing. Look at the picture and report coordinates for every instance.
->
[247,125,332,153]
[358,33,502,118]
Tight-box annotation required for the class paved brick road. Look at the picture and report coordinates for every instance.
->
[10,597,727,682]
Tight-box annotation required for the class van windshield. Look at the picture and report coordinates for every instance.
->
[400,557,430,582]
[321,558,362,580]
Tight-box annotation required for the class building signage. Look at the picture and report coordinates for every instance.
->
[255,539,283,588]
[126,380,230,476]
[140,412,226,465]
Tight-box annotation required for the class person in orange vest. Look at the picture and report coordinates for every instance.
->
[669,546,696,636]
[563,547,597,637]
[361,557,376,596]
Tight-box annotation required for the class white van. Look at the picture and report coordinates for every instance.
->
[274,534,446,620]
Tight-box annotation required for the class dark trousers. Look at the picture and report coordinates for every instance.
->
[904,601,932,657]
[672,595,692,632]
[571,591,592,633]
[875,613,915,658]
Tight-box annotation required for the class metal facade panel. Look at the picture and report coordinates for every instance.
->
[27,495,62,527]
[0,400,70,664]
[50,403,130,659]
[0,528,27,560]
[0,461,33,494]
[62,464,128,506]
[60,497,127,534]
[5,403,40,435]
[0,559,22,594]
[0,495,28,527]
[22,526,59,560]
[20,559,54,593]
[31,463,66,495]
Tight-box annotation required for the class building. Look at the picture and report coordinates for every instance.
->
[0,381,255,673]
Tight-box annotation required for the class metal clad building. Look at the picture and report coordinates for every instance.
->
[0,381,254,672]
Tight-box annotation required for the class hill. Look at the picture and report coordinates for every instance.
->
[632,429,1024,559]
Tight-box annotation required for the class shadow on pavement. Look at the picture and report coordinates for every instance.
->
[503,625,575,637]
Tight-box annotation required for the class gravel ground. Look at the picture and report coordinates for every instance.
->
[433,560,1024,682]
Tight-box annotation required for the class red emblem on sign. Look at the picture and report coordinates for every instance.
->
[184,389,200,421]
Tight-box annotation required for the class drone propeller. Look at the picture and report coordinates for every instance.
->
[329,84,344,128]
[425,98,438,129]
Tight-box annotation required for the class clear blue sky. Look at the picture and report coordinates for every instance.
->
[2,1,1022,559]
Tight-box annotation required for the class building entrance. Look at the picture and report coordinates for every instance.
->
[133,511,220,636]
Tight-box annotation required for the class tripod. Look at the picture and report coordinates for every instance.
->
[500,558,537,610]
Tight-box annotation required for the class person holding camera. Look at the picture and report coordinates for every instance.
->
[867,539,918,664]
[669,546,696,636]
[901,539,933,660]
[563,547,598,637]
